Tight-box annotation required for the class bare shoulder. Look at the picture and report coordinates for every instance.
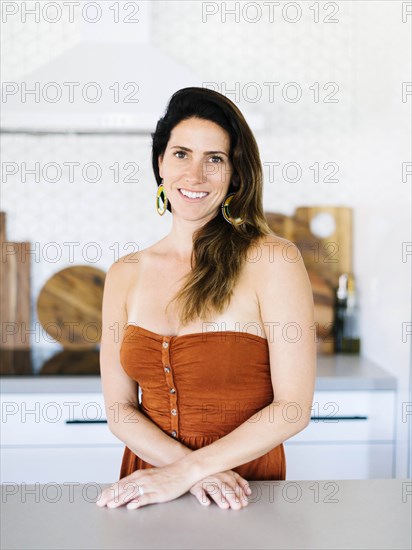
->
[104,248,153,303]
[106,250,141,282]
[250,233,302,271]
[104,241,165,291]
[250,233,312,302]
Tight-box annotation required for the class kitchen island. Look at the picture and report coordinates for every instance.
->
[1,479,410,549]
[1,354,399,484]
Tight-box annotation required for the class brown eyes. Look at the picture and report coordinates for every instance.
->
[174,151,224,163]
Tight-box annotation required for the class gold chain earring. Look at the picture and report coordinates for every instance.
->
[156,180,168,216]
[221,192,244,226]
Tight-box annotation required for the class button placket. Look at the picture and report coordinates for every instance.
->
[161,336,179,437]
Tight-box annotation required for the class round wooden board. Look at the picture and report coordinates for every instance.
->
[40,349,100,375]
[36,265,106,349]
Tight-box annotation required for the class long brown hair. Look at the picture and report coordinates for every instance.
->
[151,87,273,327]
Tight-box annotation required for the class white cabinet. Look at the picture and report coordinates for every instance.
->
[284,390,396,479]
[0,393,124,484]
[1,389,397,483]
[1,447,124,484]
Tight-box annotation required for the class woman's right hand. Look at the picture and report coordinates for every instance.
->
[189,470,252,510]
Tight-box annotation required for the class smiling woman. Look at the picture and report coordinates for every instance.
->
[152,87,275,325]
[97,87,316,511]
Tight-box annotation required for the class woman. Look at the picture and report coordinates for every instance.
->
[97,87,316,511]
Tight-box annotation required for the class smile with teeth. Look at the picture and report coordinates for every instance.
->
[179,188,209,200]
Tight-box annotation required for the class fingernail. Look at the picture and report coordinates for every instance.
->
[127,502,139,510]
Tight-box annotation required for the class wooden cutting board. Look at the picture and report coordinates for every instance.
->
[0,212,31,350]
[265,206,352,288]
[308,271,335,355]
[265,206,352,354]
[40,349,100,375]
[36,265,106,349]
[294,206,352,287]
[0,212,6,244]
[0,348,31,375]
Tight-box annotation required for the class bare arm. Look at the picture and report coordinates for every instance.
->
[99,254,193,467]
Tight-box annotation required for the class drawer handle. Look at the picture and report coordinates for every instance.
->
[310,415,368,421]
[65,420,108,424]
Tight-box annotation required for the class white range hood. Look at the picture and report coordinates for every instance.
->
[1,2,264,134]
[1,2,200,133]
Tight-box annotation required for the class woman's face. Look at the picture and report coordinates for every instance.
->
[158,117,234,221]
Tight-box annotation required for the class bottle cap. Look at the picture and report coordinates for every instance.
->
[337,273,348,300]
[346,273,357,308]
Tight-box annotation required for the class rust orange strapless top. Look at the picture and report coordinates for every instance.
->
[118,324,286,481]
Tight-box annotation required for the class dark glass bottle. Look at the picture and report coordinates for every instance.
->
[333,273,348,353]
[342,273,361,354]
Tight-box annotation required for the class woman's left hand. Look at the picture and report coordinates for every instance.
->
[96,462,195,509]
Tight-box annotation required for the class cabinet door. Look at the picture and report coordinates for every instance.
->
[1,393,122,446]
[283,442,394,480]
[1,446,125,484]
[291,390,396,442]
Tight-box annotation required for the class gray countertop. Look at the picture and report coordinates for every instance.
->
[1,479,410,549]
[0,354,397,393]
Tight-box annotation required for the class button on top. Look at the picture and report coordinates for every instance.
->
[163,342,169,348]
[169,388,176,394]
[164,366,170,373]
[171,409,177,415]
